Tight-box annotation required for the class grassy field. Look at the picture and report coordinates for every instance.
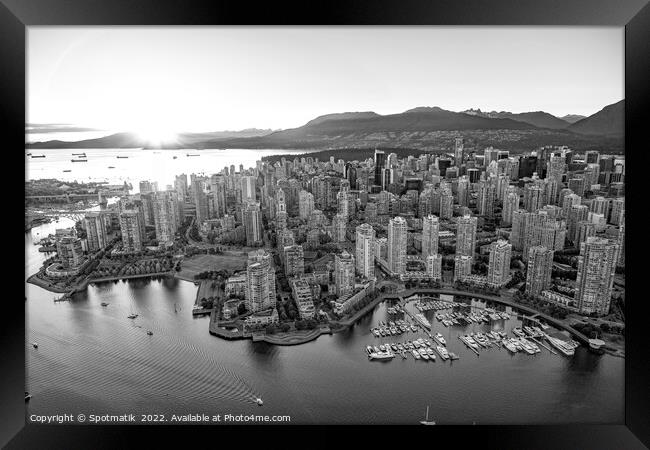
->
[177,254,248,281]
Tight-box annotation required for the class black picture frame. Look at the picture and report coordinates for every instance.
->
[4,1,649,448]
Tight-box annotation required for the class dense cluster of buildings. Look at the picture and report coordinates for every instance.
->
[51,140,625,321]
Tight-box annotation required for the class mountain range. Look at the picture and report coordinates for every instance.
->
[27,101,623,151]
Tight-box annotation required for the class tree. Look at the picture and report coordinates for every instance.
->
[265,323,276,334]
[295,320,306,330]
[237,302,247,316]
[280,323,290,332]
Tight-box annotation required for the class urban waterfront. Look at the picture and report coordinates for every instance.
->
[26,216,623,425]
[26,148,319,191]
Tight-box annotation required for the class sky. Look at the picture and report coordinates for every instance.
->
[27,26,624,137]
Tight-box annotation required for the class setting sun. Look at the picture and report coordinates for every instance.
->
[136,127,178,146]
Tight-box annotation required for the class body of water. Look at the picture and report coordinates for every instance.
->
[25,221,624,425]
[26,148,317,191]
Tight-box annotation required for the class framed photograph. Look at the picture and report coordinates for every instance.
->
[4,0,649,447]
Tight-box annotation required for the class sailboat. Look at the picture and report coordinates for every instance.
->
[420,405,436,425]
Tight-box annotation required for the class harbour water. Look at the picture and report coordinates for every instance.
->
[26,148,318,192]
[25,149,624,424]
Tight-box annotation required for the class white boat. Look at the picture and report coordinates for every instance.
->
[414,313,431,330]
[369,351,395,361]
[256,398,264,406]
[434,333,447,346]
[366,346,373,355]
[412,350,421,359]
[546,335,575,356]
[435,345,449,360]
[503,340,518,353]
[420,405,436,425]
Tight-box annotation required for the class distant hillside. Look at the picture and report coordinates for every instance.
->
[27,128,274,149]
[202,106,540,149]
[27,104,623,152]
[560,114,586,124]
[305,112,380,126]
[462,109,570,129]
[567,100,624,136]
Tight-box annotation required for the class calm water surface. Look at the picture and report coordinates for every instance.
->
[24,150,624,424]
[26,148,318,190]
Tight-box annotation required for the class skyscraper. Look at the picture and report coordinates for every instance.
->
[240,176,257,202]
[454,255,472,281]
[574,237,618,315]
[454,137,464,167]
[426,254,443,281]
[457,176,470,207]
[568,204,589,242]
[387,216,408,274]
[332,213,347,243]
[193,179,209,224]
[84,212,107,252]
[502,191,519,226]
[243,202,263,246]
[374,149,386,186]
[152,190,180,244]
[609,197,625,226]
[119,210,143,252]
[477,180,496,218]
[561,192,581,219]
[283,244,305,277]
[525,246,554,296]
[298,190,315,219]
[355,223,376,279]
[455,214,477,257]
[421,215,439,257]
[56,236,85,268]
[335,250,355,296]
[245,249,276,313]
[523,185,544,212]
[575,220,596,249]
[510,209,527,251]
[487,239,512,286]
[439,188,453,219]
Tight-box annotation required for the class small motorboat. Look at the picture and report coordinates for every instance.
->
[256,398,263,406]
[25,392,32,402]
[147,331,153,336]
[32,343,38,348]
[101,302,109,307]
[127,314,138,319]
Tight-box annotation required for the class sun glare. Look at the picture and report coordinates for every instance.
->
[136,127,178,146]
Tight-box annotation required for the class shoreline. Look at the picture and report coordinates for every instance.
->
[27,271,176,295]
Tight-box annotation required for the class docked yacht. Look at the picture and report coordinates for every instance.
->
[369,351,395,361]
[434,333,446,346]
